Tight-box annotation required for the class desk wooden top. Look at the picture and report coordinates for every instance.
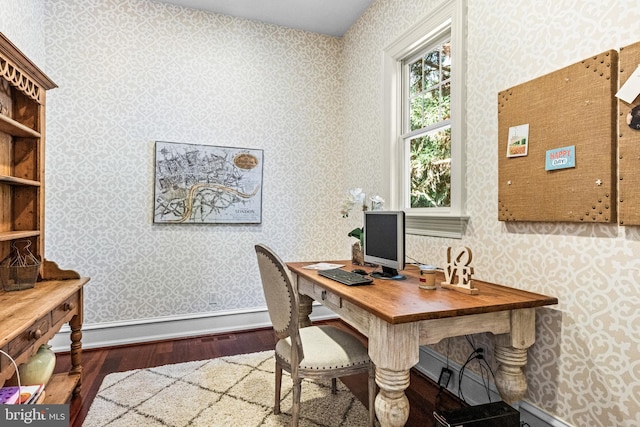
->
[287,261,557,324]
[0,278,89,346]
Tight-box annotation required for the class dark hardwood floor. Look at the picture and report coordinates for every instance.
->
[54,319,463,426]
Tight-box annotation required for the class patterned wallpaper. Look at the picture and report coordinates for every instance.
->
[0,0,46,67]
[465,2,639,425]
[39,0,351,321]
[342,1,640,426]
[1,0,639,425]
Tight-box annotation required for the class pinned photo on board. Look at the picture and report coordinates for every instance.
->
[627,105,640,130]
[506,123,529,157]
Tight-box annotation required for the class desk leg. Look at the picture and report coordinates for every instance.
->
[369,317,419,427]
[69,315,83,396]
[298,294,313,328]
[69,288,83,396]
[494,308,535,403]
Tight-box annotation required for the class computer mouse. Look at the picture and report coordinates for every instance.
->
[351,269,367,275]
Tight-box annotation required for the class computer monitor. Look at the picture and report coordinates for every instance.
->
[363,210,406,280]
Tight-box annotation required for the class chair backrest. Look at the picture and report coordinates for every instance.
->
[254,244,300,343]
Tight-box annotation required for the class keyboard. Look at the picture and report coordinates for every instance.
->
[318,268,373,286]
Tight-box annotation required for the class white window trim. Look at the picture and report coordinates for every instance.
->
[382,0,468,238]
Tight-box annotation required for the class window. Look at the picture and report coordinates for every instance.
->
[383,0,468,238]
[405,39,451,208]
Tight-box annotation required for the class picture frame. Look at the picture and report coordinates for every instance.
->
[153,141,263,224]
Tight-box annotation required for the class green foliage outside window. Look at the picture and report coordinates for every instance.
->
[410,128,451,207]
[406,41,451,208]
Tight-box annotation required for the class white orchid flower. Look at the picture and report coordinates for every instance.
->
[342,188,389,217]
[349,188,365,204]
[370,195,384,204]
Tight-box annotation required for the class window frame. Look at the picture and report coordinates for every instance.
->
[383,0,468,238]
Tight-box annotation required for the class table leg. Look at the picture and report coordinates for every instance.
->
[494,308,535,403]
[494,338,528,402]
[374,367,412,427]
[368,317,419,427]
[69,288,83,396]
[69,315,83,396]
[292,272,313,328]
[298,294,313,328]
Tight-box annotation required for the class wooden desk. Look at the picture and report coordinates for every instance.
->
[287,261,557,427]
[0,278,89,403]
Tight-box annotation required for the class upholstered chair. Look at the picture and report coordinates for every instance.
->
[254,244,376,427]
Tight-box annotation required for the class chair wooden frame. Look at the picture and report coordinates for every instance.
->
[255,244,375,427]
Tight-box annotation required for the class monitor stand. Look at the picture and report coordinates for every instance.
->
[370,266,406,280]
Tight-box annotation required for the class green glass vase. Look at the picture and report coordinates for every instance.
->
[10,344,56,386]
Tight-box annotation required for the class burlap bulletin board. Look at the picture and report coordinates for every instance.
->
[617,41,640,225]
[498,50,618,223]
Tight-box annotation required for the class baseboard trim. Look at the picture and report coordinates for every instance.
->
[49,304,337,351]
[416,346,574,427]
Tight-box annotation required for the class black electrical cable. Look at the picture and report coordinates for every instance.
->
[458,348,482,402]
[446,338,450,370]
[460,335,499,403]
[435,338,453,412]
[465,334,476,349]
[406,255,423,265]
[457,342,501,404]
[477,356,492,402]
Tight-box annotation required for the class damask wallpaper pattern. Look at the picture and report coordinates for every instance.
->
[463,3,638,425]
[0,0,45,66]
[1,0,639,425]
[342,1,640,425]
[41,0,348,321]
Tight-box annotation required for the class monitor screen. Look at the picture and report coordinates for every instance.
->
[363,210,406,279]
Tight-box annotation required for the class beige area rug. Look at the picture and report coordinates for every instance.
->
[83,350,374,427]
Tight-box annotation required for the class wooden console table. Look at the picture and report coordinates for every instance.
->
[287,261,557,427]
[0,277,89,403]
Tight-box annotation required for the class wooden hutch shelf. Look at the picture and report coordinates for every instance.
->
[0,113,41,138]
[0,175,41,186]
[0,32,89,405]
[0,230,40,242]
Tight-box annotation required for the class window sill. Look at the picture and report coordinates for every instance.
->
[406,214,469,239]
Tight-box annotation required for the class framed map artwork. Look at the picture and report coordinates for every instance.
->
[153,141,263,224]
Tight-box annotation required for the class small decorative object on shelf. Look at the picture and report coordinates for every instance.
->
[6,344,56,386]
[0,240,41,291]
[441,246,479,295]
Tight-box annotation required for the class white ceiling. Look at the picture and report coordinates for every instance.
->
[156,0,374,37]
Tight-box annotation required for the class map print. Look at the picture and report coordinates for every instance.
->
[154,141,263,224]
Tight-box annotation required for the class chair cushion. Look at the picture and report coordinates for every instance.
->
[276,325,370,370]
